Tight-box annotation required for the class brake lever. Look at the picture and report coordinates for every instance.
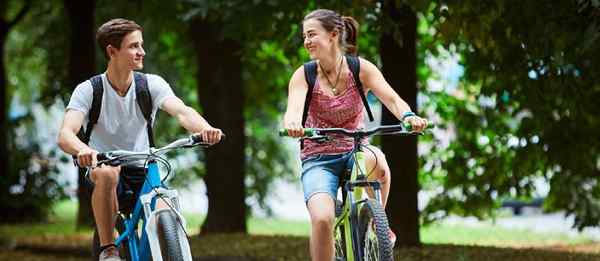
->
[303,135,331,143]
[376,130,424,136]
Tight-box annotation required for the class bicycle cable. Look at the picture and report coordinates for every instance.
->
[361,144,379,180]
[350,144,379,180]
[143,152,191,239]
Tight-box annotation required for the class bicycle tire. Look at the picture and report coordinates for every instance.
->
[357,199,393,261]
[91,215,131,260]
[156,209,185,261]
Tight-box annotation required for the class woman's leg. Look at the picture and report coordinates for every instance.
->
[301,154,343,261]
[307,193,336,261]
[363,145,391,208]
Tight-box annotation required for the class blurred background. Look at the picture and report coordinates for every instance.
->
[1,0,599,260]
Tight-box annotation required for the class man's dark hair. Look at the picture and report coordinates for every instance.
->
[96,18,143,60]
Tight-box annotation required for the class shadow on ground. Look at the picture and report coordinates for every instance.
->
[1,234,599,261]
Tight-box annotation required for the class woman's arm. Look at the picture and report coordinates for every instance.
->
[359,57,428,131]
[283,66,309,137]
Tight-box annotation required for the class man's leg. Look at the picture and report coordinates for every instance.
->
[90,165,121,246]
[307,193,336,261]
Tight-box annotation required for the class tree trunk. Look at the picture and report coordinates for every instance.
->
[190,18,247,234]
[0,19,8,180]
[379,1,421,247]
[64,0,96,229]
[1,0,30,180]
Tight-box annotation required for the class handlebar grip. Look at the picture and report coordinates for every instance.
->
[403,122,434,132]
[96,153,108,161]
[279,128,316,137]
[190,133,227,143]
[191,134,203,143]
[278,129,289,137]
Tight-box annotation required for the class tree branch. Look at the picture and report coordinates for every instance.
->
[7,0,32,30]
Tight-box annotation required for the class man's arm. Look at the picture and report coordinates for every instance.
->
[160,96,222,144]
[57,109,98,166]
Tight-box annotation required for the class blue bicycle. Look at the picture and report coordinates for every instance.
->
[90,134,215,261]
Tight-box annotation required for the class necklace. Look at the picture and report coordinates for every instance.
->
[318,55,344,95]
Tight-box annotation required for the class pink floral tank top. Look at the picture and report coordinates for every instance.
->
[301,71,367,159]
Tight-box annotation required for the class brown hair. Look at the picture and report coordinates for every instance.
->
[303,9,359,55]
[96,18,143,59]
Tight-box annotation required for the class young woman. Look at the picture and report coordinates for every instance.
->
[283,9,428,261]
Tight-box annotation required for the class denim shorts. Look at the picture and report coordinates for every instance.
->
[301,152,355,203]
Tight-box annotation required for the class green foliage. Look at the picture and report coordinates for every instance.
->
[1,1,67,223]
[0,114,67,223]
[420,1,600,229]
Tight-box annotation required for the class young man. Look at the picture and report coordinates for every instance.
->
[57,18,222,261]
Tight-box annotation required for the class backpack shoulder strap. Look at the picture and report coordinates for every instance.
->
[134,72,155,148]
[346,54,374,122]
[78,75,104,145]
[302,61,318,127]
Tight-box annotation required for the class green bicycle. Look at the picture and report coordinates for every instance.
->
[280,124,425,261]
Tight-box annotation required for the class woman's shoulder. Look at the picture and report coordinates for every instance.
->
[356,56,376,70]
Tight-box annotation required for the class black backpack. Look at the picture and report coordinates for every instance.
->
[76,72,155,153]
[301,54,374,126]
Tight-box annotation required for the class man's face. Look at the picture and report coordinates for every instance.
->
[109,30,145,70]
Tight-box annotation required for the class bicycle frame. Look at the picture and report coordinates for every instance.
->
[280,124,425,261]
[114,159,192,261]
[334,146,383,261]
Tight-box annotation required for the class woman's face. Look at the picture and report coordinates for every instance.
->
[303,19,337,59]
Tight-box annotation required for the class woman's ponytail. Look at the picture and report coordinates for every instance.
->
[342,16,359,56]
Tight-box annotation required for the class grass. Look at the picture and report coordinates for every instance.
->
[2,200,600,261]
[421,223,591,247]
[0,199,593,246]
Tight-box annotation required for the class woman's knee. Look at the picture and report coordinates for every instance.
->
[307,193,335,229]
[365,146,391,182]
[90,166,120,187]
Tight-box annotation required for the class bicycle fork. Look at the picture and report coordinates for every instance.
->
[141,187,193,261]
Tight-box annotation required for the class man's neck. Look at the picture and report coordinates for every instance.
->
[106,63,133,96]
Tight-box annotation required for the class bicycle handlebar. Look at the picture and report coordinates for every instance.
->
[96,134,216,166]
[278,123,433,139]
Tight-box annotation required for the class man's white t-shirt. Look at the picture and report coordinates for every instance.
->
[66,73,176,153]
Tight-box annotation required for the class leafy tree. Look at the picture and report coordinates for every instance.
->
[185,0,310,233]
[1,0,68,223]
[379,0,422,247]
[1,0,31,194]
[421,0,600,230]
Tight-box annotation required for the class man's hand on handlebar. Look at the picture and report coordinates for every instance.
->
[196,127,224,145]
[77,147,99,167]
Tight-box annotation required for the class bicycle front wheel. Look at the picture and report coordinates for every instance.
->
[156,209,185,261]
[334,223,347,261]
[357,199,393,261]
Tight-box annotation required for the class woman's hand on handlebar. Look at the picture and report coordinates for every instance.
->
[404,115,428,132]
[283,120,304,138]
